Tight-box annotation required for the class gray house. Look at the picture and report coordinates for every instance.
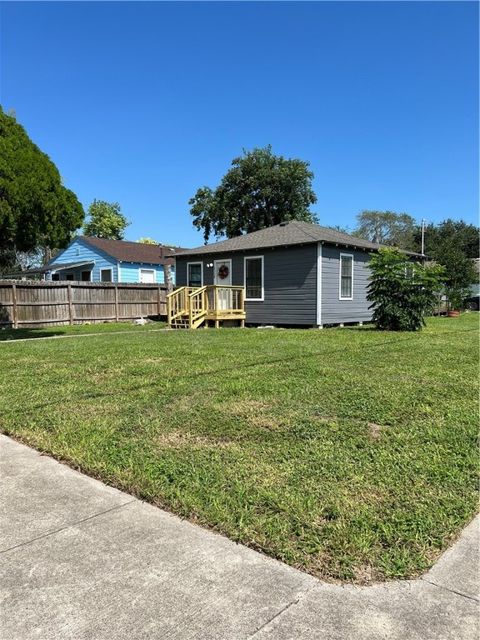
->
[174,221,410,327]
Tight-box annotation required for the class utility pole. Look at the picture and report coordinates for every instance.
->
[421,219,426,256]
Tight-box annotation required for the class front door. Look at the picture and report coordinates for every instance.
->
[214,259,232,310]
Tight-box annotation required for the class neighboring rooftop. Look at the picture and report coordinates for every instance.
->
[175,220,393,256]
[78,236,182,265]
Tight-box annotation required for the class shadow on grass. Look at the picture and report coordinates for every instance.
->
[0,327,65,341]
[0,305,63,340]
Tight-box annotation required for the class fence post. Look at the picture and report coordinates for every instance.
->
[67,283,73,325]
[12,283,18,329]
[114,285,119,322]
[157,285,162,317]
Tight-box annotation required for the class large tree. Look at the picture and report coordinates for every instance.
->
[415,219,479,309]
[414,219,479,259]
[83,200,129,240]
[354,210,416,250]
[0,108,84,256]
[0,246,47,276]
[189,146,318,243]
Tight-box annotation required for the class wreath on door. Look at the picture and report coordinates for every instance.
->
[218,264,229,280]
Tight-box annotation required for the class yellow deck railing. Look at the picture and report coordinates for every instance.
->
[188,286,207,329]
[167,285,245,328]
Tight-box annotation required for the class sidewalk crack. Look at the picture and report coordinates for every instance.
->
[0,499,136,554]
[421,577,479,603]
[247,582,318,638]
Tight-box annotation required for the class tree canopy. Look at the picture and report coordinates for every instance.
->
[414,219,479,259]
[354,210,416,250]
[137,237,158,245]
[0,108,84,254]
[189,146,318,243]
[83,200,129,240]
[415,219,479,309]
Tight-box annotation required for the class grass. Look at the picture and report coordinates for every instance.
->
[1,314,478,583]
[0,320,165,341]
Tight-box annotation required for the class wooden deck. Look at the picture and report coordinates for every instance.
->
[167,285,246,329]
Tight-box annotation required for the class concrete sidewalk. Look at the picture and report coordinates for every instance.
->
[1,435,478,640]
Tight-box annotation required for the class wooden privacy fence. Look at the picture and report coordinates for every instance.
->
[0,280,168,328]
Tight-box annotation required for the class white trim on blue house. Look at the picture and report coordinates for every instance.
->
[139,268,156,283]
[100,267,113,282]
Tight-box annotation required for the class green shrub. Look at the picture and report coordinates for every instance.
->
[367,248,445,331]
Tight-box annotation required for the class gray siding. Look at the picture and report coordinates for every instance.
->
[246,246,317,325]
[176,243,373,326]
[321,245,372,324]
[176,244,317,326]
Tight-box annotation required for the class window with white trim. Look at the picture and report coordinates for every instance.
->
[100,268,113,282]
[139,269,155,283]
[187,262,203,287]
[339,254,353,300]
[245,256,263,300]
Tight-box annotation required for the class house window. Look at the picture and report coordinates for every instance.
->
[65,274,74,281]
[51,273,60,281]
[245,256,264,301]
[100,268,113,282]
[140,269,155,283]
[339,254,353,300]
[187,262,203,288]
[81,271,91,282]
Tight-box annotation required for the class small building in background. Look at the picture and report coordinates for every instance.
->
[43,236,180,284]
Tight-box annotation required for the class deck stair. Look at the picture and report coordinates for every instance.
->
[167,285,245,329]
[170,318,191,329]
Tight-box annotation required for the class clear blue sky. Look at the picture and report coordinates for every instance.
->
[1,1,478,246]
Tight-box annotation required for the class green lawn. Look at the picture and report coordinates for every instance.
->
[1,315,478,582]
[0,320,165,341]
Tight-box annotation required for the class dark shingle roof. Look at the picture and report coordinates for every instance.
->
[174,221,395,256]
[79,236,183,265]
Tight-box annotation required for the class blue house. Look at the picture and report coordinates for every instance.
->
[45,236,178,284]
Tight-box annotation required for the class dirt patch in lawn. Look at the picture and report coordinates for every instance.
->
[352,563,380,584]
[228,399,275,415]
[227,400,281,431]
[156,430,234,450]
[368,422,385,440]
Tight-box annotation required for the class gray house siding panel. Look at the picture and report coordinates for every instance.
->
[174,259,188,287]
[176,244,318,325]
[246,245,317,325]
[321,245,372,324]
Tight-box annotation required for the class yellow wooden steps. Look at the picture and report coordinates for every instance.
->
[167,285,246,329]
